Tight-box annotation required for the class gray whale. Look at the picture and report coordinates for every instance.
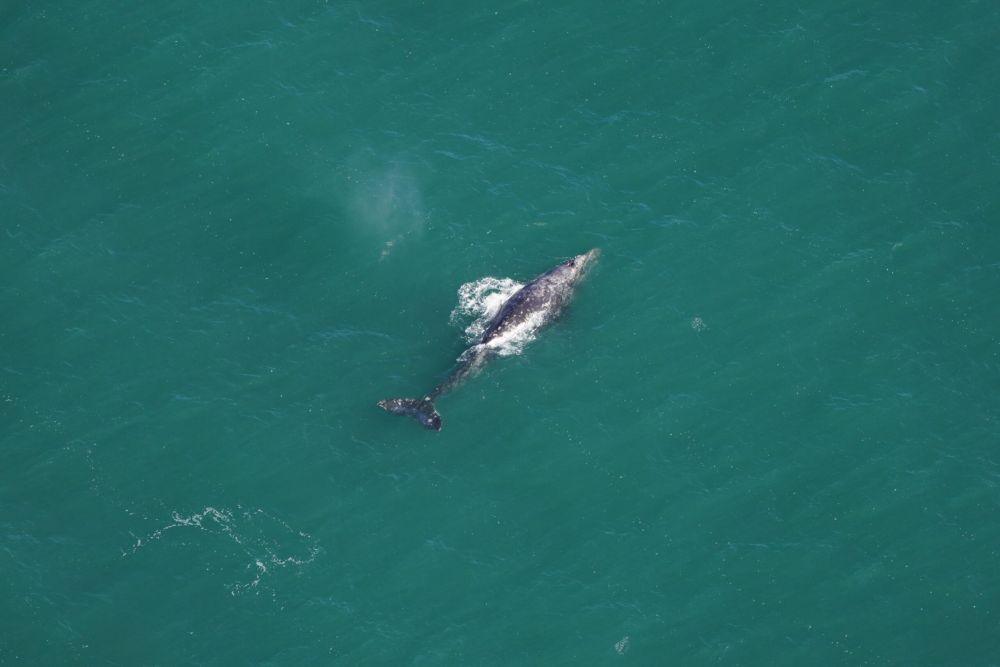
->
[378,249,600,431]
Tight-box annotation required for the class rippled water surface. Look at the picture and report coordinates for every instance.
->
[2,1,999,664]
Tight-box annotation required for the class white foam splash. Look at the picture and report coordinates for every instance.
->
[123,505,320,597]
[448,276,548,357]
[450,277,522,340]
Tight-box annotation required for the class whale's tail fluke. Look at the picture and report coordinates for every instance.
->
[377,397,442,431]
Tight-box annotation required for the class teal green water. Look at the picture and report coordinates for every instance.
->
[3,1,999,664]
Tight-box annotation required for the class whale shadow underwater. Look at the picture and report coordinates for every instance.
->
[378,249,600,431]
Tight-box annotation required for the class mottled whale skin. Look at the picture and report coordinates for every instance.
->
[378,249,600,431]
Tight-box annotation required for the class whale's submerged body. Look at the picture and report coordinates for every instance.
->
[378,249,600,431]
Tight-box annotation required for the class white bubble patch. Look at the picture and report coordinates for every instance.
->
[450,276,522,341]
[123,505,320,597]
[449,276,542,357]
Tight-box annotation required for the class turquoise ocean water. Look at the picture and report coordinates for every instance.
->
[3,1,999,664]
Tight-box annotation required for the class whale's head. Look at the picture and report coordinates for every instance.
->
[566,248,600,280]
[550,248,600,287]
